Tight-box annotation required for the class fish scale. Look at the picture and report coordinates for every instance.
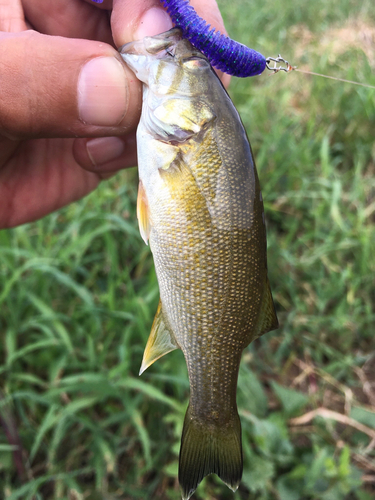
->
[120,28,278,500]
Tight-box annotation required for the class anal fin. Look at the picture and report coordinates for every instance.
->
[255,278,279,338]
[139,300,179,375]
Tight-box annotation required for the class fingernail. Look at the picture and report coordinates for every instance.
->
[86,136,125,166]
[134,7,173,40]
[78,57,128,126]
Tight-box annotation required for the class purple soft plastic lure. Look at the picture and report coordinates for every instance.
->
[159,0,266,77]
[91,0,266,77]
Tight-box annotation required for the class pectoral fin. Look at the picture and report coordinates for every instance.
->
[137,181,151,245]
[139,300,179,375]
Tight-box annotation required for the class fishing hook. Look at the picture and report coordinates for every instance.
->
[266,55,296,73]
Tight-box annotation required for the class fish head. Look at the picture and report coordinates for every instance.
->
[119,28,212,96]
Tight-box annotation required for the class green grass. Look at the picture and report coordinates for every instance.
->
[1,0,375,498]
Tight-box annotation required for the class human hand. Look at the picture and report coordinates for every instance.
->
[0,0,228,228]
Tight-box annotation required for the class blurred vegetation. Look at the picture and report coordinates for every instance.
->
[1,0,375,498]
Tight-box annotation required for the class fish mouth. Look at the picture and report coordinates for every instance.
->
[119,28,208,76]
[119,28,182,58]
[119,28,182,80]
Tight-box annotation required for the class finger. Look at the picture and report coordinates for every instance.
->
[190,0,228,36]
[0,137,20,167]
[0,134,137,228]
[82,0,113,9]
[189,0,231,87]
[22,0,113,44]
[0,138,101,228]
[0,30,142,140]
[218,71,231,89]
[111,0,227,45]
[73,133,137,173]
[111,0,171,46]
[0,0,27,32]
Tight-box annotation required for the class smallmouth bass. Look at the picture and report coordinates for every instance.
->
[120,28,278,500]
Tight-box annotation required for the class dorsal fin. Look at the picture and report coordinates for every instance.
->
[139,300,179,375]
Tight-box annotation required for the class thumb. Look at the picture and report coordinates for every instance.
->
[0,30,141,140]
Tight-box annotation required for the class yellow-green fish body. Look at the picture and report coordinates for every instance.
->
[120,29,278,500]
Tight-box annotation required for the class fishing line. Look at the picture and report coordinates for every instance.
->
[265,55,375,90]
[292,69,375,91]
[91,0,375,90]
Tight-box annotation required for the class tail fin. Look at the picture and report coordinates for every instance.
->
[179,405,243,500]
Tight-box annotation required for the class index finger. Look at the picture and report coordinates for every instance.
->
[110,0,230,86]
[111,0,228,46]
[23,0,113,44]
